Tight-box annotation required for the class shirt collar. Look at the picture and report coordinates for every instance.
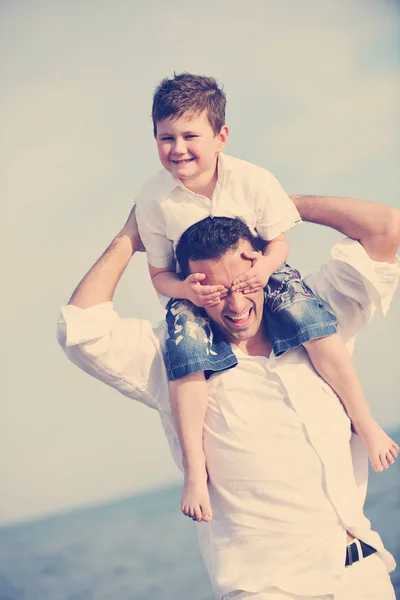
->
[161,169,183,193]
[217,152,233,173]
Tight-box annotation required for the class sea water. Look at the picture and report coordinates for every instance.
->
[1,432,399,600]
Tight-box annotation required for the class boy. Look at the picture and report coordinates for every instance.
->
[135,73,398,523]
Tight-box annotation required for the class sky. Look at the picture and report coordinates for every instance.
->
[3,0,400,525]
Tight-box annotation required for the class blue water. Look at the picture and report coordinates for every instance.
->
[1,432,399,600]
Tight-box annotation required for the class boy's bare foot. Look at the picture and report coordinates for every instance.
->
[181,469,213,522]
[352,416,399,472]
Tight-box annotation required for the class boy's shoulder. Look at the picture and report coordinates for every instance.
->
[135,168,177,206]
[222,154,277,182]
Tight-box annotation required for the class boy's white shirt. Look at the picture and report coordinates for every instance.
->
[57,240,400,597]
[135,153,302,269]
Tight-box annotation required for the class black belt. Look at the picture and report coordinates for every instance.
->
[345,539,377,567]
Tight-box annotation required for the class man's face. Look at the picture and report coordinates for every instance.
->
[189,239,265,346]
[155,110,228,184]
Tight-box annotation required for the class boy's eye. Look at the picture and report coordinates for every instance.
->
[160,137,173,141]
[185,135,197,139]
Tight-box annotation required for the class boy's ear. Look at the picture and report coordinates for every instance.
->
[217,125,229,151]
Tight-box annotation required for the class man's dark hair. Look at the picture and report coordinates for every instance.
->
[152,72,226,136]
[176,217,262,277]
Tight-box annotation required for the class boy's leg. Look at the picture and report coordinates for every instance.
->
[169,373,212,523]
[165,298,237,521]
[264,264,399,472]
[304,334,399,472]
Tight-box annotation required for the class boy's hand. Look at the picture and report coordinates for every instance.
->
[184,273,228,307]
[232,251,274,294]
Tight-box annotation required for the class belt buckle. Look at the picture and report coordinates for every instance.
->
[347,539,362,566]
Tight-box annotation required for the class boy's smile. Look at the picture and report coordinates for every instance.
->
[155,110,228,193]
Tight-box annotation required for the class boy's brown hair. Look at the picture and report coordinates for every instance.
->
[152,72,226,137]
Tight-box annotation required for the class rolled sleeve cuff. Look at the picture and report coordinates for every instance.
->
[331,238,400,315]
[58,302,117,347]
[257,216,302,241]
[57,302,168,413]
[146,253,175,269]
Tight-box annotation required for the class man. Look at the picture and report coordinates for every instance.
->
[58,195,400,599]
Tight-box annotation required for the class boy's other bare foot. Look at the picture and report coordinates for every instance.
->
[352,417,399,472]
[181,470,213,522]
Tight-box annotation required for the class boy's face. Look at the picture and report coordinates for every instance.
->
[155,110,228,184]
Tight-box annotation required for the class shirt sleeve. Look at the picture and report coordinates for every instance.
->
[254,170,302,241]
[303,238,400,346]
[135,186,175,269]
[56,302,169,412]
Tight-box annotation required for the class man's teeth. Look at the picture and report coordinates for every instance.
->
[230,311,250,321]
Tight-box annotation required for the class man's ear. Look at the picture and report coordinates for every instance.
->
[216,125,229,151]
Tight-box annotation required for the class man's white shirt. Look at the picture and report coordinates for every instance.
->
[58,239,399,598]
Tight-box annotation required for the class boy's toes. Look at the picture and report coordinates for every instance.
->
[200,504,213,522]
[371,457,384,472]
[182,504,195,519]
[193,506,203,522]
[373,463,384,472]
[379,453,389,470]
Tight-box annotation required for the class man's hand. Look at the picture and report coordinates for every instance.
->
[117,204,146,254]
[232,251,274,294]
[184,273,228,307]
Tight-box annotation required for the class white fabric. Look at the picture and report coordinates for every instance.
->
[202,355,347,596]
[135,153,302,269]
[57,239,399,599]
[226,553,396,599]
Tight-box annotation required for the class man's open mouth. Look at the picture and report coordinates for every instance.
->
[225,308,252,327]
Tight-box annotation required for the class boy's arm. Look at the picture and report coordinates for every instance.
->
[149,264,228,308]
[149,264,187,299]
[232,233,289,293]
[231,168,298,292]
[261,233,290,273]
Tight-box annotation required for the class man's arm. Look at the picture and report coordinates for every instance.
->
[58,205,167,412]
[290,195,400,263]
[68,205,145,309]
[292,195,400,344]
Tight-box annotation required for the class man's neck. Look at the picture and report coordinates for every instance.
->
[234,328,273,358]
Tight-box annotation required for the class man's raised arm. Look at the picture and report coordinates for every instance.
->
[58,206,164,411]
[68,206,145,309]
[290,195,400,263]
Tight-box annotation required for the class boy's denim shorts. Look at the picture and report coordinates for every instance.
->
[164,263,338,381]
